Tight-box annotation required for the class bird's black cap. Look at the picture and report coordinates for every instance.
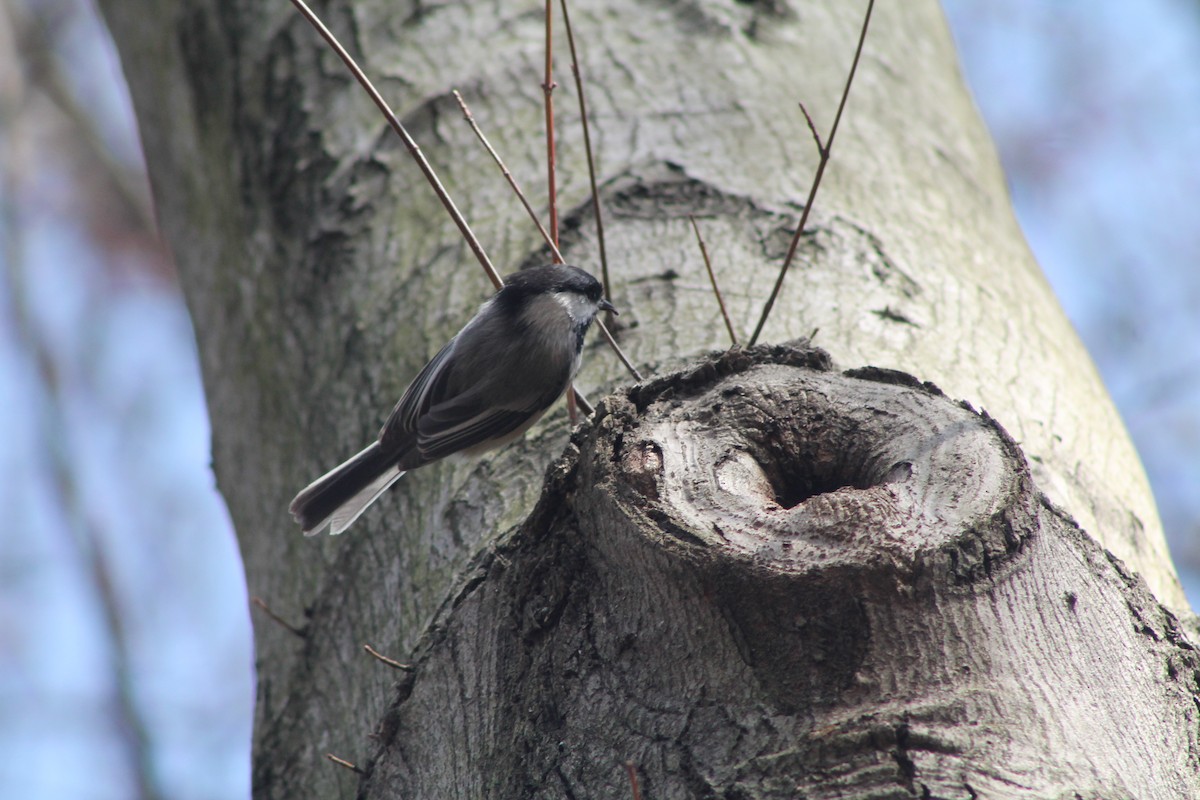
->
[502,264,605,303]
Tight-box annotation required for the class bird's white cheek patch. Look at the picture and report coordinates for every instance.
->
[553,291,593,322]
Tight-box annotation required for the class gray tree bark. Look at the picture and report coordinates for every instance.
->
[99,0,1199,797]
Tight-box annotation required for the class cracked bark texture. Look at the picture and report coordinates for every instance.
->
[366,344,1200,798]
[96,0,1198,797]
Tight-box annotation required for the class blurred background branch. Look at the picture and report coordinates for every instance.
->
[2,5,163,792]
[0,1,249,798]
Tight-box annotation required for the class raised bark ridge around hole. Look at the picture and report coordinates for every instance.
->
[585,342,1036,590]
[362,343,1200,799]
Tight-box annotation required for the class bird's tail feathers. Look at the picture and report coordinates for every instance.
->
[324,466,406,535]
[289,442,406,536]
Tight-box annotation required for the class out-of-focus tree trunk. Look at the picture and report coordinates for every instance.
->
[100,0,1198,797]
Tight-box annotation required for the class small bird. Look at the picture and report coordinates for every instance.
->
[290,264,617,536]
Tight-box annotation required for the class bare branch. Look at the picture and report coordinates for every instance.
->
[452,90,557,254]
[363,643,413,671]
[288,0,503,289]
[448,95,643,383]
[566,381,579,423]
[797,100,826,157]
[597,320,643,381]
[689,215,739,345]
[748,0,875,345]
[0,83,163,793]
[325,753,366,775]
[559,0,613,316]
[542,0,561,257]
[293,0,642,395]
[625,761,644,800]
[251,596,307,639]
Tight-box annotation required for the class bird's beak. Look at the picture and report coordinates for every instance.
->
[599,298,618,315]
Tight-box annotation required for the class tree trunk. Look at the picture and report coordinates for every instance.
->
[99,0,1199,797]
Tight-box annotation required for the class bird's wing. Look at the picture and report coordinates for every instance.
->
[414,391,548,463]
[379,338,457,446]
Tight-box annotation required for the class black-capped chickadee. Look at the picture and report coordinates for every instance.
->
[290,263,617,536]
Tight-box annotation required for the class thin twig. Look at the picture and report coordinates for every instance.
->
[689,215,738,345]
[625,761,643,800]
[542,0,561,256]
[291,0,642,388]
[596,320,642,381]
[19,9,157,236]
[559,0,612,315]
[573,388,595,415]
[566,383,580,423]
[452,90,557,253]
[449,94,643,383]
[797,100,826,157]
[363,643,413,671]
[289,0,503,289]
[325,753,366,775]
[748,0,875,345]
[251,596,307,638]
